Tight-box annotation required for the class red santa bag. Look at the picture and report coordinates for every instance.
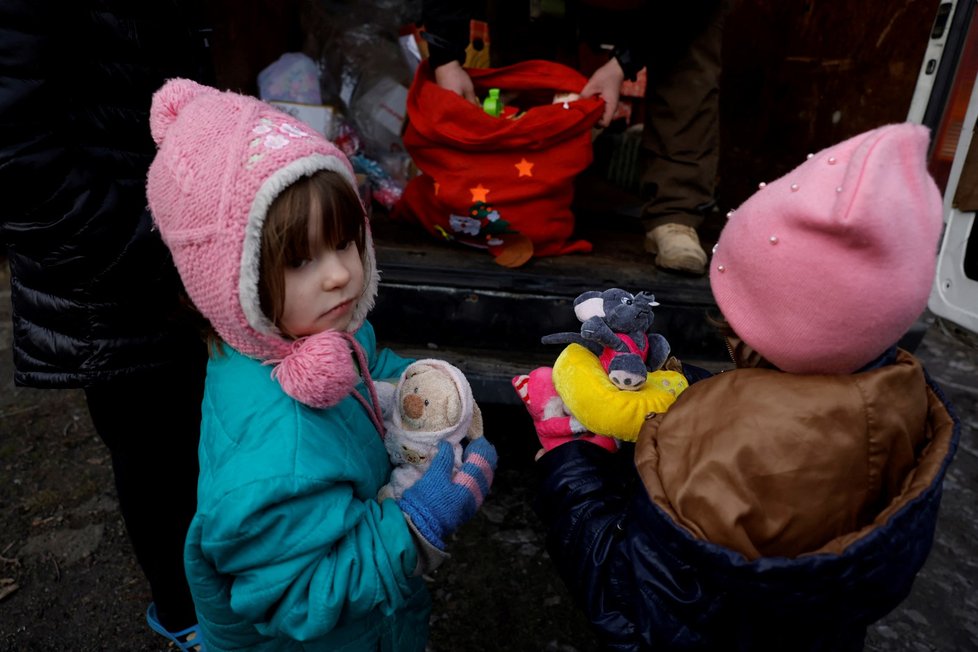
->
[393,60,605,266]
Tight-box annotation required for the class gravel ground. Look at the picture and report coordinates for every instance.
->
[1,258,976,651]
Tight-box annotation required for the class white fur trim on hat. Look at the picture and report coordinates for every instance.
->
[239,153,378,336]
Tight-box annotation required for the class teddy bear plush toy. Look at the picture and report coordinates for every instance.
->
[377,359,484,500]
[542,288,671,390]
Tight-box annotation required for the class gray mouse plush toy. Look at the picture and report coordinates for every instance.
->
[542,288,671,390]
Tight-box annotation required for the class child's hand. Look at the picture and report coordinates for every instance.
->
[536,427,619,455]
[396,438,498,550]
[534,426,619,462]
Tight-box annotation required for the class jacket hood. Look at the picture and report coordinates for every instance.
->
[633,351,959,621]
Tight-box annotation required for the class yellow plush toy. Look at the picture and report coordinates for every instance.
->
[552,343,688,442]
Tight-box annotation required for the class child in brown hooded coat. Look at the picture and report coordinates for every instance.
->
[532,123,960,651]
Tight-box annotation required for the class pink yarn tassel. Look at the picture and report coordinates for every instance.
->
[270,331,358,408]
[269,331,385,440]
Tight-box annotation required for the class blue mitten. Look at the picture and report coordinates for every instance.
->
[396,438,498,550]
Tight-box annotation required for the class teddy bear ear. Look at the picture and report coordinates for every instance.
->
[441,383,463,425]
[149,78,215,145]
[467,403,484,438]
[404,362,435,380]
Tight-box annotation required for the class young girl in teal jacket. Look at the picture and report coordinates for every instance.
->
[145,79,497,652]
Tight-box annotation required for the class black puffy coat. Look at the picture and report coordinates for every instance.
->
[0,0,212,388]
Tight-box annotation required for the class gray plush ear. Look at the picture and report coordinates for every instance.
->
[573,292,605,322]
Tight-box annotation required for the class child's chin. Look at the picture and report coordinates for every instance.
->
[312,312,352,335]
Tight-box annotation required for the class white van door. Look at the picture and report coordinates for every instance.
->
[910,0,978,340]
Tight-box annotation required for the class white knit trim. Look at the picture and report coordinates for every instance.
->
[239,154,376,335]
[352,226,380,332]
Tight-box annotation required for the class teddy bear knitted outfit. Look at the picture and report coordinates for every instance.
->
[146,79,381,413]
[379,359,479,500]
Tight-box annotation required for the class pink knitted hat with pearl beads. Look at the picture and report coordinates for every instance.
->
[710,123,943,374]
[146,79,380,407]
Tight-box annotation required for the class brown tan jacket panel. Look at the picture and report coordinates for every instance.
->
[636,349,956,559]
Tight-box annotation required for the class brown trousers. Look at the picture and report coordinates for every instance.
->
[641,3,726,230]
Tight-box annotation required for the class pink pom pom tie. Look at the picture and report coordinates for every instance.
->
[269,331,385,438]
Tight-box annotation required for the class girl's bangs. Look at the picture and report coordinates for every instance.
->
[279,171,366,263]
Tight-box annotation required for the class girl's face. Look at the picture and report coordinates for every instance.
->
[278,203,365,338]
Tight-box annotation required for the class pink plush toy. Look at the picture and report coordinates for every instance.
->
[512,367,618,453]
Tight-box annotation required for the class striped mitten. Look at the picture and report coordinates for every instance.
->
[397,438,498,550]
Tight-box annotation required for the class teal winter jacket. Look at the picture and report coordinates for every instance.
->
[184,322,429,651]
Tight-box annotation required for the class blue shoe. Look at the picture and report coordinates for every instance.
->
[146,602,206,651]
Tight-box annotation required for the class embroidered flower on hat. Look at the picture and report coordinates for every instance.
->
[246,118,312,168]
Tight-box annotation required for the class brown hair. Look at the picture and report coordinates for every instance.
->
[706,311,737,338]
[258,169,366,331]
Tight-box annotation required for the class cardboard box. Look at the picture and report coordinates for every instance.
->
[267,101,339,140]
[351,76,409,156]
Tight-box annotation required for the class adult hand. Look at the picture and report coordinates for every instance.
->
[433,60,479,106]
[580,57,626,128]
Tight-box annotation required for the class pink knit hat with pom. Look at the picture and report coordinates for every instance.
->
[147,78,380,407]
[710,123,943,374]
